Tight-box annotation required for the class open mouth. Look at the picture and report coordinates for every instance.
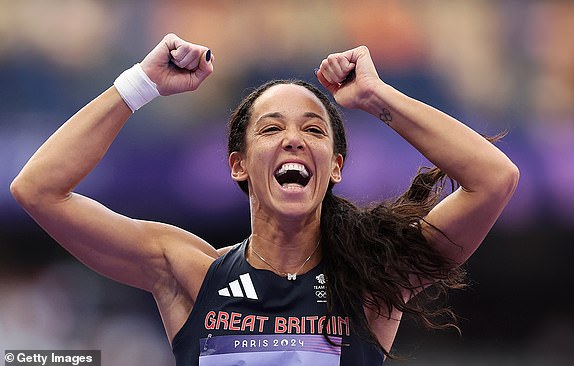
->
[274,163,311,188]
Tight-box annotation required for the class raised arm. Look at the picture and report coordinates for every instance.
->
[316,46,519,268]
[10,34,216,295]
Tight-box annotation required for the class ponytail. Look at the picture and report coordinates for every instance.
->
[320,166,467,358]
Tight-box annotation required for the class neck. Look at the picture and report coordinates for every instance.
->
[248,212,322,275]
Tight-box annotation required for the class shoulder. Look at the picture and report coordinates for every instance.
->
[140,221,219,298]
[162,238,245,294]
[217,244,237,257]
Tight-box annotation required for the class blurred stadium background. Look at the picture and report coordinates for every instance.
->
[1,1,573,364]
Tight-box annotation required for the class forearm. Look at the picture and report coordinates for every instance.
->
[11,86,132,205]
[12,33,214,208]
[362,81,518,195]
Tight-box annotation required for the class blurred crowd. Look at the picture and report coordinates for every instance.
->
[1,1,573,365]
[1,0,573,226]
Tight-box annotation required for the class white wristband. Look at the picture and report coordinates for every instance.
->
[113,63,160,113]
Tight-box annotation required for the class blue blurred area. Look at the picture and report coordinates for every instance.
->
[1,1,573,364]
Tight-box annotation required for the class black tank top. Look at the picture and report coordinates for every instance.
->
[172,239,384,365]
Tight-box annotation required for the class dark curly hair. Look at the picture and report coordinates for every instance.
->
[227,79,467,358]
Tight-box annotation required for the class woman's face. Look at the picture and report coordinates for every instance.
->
[230,84,343,221]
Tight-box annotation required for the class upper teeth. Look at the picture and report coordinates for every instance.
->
[277,163,309,178]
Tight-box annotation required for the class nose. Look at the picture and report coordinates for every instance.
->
[282,128,304,151]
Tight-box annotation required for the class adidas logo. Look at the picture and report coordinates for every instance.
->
[218,273,259,300]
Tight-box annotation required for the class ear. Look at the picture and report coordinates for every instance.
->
[229,152,248,182]
[330,153,344,184]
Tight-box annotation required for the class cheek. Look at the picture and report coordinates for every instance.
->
[244,140,276,175]
[246,140,274,162]
[316,153,339,178]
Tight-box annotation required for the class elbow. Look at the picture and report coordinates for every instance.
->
[10,174,30,207]
[509,162,520,188]
[11,166,73,213]
[10,174,42,210]
[492,161,520,201]
[11,173,71,213]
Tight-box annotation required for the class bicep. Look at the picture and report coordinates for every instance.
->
[421,186,512,267]
[401,187,512,301]
[26,192,217,291]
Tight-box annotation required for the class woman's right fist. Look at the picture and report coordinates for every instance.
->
[140,33,214,96]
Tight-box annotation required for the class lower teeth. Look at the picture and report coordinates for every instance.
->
[282,183,303,189]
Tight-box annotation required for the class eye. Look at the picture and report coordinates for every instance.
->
[260,125,281,134]
[305,126,326,135]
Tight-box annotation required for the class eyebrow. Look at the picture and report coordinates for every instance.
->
[256,111,327,124]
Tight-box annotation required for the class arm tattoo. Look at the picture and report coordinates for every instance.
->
[379,108,393,126]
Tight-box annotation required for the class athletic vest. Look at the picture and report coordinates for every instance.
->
[172,239,384,365]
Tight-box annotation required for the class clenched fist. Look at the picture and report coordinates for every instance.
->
[140,33,214,96]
